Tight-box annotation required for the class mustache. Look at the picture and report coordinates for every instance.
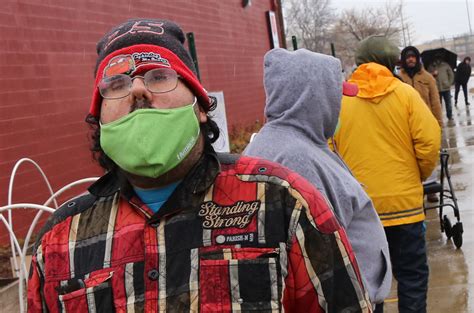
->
[130,98,152,112]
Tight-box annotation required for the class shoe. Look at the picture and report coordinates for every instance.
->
[455,101,458,106]
[466,102,470,106]
[427,194,439,202]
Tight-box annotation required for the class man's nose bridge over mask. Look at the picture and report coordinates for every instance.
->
[128,77,153,111]
[131,76,152,98]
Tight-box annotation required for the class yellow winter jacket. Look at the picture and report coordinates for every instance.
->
[334,63,441,227]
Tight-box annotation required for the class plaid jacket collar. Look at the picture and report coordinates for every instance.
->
[88,143,221,222]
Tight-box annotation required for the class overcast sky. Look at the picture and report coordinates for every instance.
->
[332,0,474,44]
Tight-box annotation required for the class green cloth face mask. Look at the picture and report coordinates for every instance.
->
[100,98,200,178]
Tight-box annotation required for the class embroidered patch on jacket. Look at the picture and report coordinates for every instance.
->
[215,233,256,244]
[199,201,261,229]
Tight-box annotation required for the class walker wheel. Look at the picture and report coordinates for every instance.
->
[452,222,463,249]
[443,215,453,239]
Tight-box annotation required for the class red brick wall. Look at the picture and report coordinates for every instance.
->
[0,0,284,243]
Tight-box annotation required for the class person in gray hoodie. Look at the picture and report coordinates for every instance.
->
[244,48,391,305]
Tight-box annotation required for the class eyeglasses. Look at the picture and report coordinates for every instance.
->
[99,68,179,99]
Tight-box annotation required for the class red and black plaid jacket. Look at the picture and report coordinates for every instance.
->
[27,149,372,312]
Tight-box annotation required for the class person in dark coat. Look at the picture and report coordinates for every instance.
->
[455,56,472,106]
[399,46,443,126]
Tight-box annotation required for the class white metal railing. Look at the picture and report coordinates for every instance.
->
[1,158,98,312]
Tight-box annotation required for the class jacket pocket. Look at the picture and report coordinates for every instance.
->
[374,246,392,303]
[199,247,282,312]
[58,271,115,313]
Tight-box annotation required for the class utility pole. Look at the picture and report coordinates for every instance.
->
[407,27,412,45]
[467,0,473,35]
[400,7,407,46]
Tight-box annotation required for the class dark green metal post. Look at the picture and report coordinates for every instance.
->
[292,36,298,50]
[186,32,201,81]
[330,43,336,57]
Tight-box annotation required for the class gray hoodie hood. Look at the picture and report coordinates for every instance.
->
[244,48,391,303]
[264,48,342,143]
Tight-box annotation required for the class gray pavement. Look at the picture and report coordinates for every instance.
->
[385,83,474,312]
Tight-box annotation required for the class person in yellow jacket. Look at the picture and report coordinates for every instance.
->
[333,36,441,313]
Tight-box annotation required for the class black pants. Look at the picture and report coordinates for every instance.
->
[454,82,469,105]
[374,222,429,313]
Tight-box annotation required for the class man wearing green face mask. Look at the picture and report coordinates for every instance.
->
[27,19,372,312]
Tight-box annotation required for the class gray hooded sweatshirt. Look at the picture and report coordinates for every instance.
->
[244,48,391,303]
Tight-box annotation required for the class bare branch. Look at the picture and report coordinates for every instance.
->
[283,0,335,53]
[283,0,406,69]
[329,1,404,69]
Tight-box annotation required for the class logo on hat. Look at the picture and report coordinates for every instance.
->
[103,52,171,78]
[105,21,165,50]
[132,52,170,68]
[104,55,135,77]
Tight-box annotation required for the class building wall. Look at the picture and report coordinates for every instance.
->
[0,0,284,242]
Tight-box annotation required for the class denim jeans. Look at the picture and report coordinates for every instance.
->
[439,90,452,119]
[374,221,429,313]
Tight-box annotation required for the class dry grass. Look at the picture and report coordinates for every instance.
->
[0,245,13,278]
[229,120,264,154]
[0,236,36,278]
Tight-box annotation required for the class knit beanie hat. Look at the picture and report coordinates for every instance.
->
[89,18,212,117]
[355,35,400,72]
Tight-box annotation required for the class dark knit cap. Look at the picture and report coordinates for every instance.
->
[355,35,400,72]
[95,19,197,76]
[89,18,211,117]
[401,46,420,62]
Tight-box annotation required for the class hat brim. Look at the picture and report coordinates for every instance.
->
[343,81,358,97]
